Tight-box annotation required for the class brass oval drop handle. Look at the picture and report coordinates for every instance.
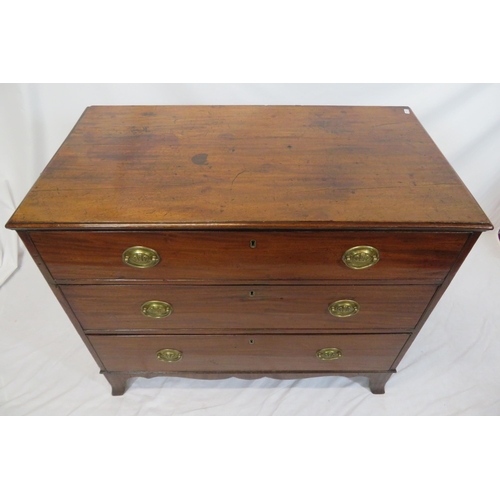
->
[122,246,160,268]
[342,245,379,270]
[316,348,343,361]
[141,300,173,318]
[328,299,359,317]
[157,348,183,362]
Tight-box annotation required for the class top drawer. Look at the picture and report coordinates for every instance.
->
[30,230,467,282]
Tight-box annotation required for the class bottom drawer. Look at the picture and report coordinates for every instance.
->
[89,334,410,373]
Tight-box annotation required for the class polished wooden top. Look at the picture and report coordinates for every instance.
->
[7,105,492,230]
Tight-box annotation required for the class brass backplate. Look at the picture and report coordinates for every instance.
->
[122,246,160,268]
[328,299,360,317]
[141,300,173,318]
[157,348,183,362]
[342,245,379,270]
[316,347,343,361]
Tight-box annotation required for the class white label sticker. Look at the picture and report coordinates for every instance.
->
[404,108,410,114]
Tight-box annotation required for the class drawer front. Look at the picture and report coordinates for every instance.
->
[31,231,467,282]
[63,284,436,331]
[89,333,410,372]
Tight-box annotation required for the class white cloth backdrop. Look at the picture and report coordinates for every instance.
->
[1,83,499,415]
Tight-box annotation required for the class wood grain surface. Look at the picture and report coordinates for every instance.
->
[62,284,437,331]
[89,333,410,372]
[7,106,492,231]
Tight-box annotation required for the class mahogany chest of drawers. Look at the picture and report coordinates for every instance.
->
[6,105,492,395]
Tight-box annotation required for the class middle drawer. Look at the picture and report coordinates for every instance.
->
[62,284,436,332]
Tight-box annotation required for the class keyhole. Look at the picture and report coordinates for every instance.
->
[249,339,254,344]
[250,239,257,248]
[249,291,255,297]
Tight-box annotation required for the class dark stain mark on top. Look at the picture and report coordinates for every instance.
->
[132,126,149,134]
[287,145,292,149]
[192,153,208,165]
[142,112,156,116]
